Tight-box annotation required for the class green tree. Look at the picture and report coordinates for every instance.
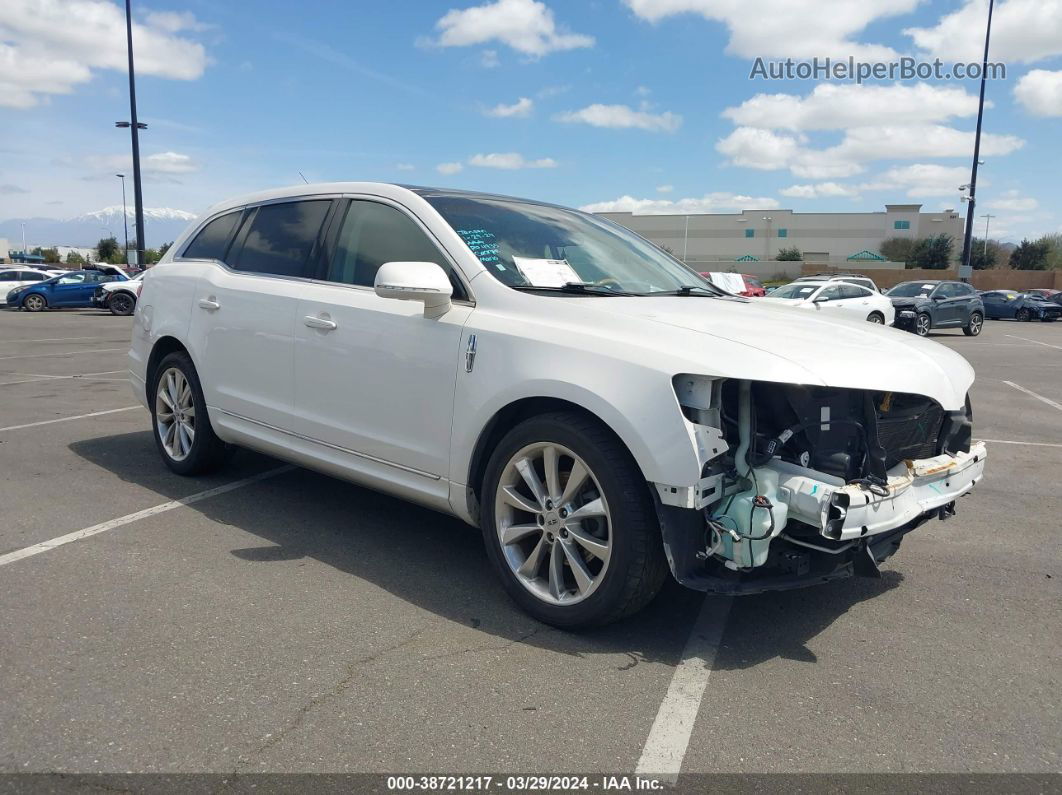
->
[96,236,119,262]
[776,246,802,261]
[158,241,172,258]
[143,248,161,265]
[909,234,953,269]
[1009,238,1049,270]
[880,237,916,264]
[38,247,60,263]
[65,251,86,266]
[969,238,1005,270]
[1038,233,1062,269]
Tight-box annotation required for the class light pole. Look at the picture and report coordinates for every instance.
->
[682,216,689,263]
[116,173,129,260]
[21,222,26,255]
[762,215,772,262]
[980,213,995,257]
[960,0,995,275]
[116,0,146,266]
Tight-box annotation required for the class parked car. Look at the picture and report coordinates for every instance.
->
[793,272,880,293]
[981,290,1061,322]
[0,267,55,296]
[762,279,895,324]
[92,272,144,316]
[5,269,125,311]
[886,281,984,337]
[130,182,986,628]
[699,272,766,297]
[1024,288,1059,299]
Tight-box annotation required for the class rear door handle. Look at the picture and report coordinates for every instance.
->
[303,315,337,331]
[198,298,220,311]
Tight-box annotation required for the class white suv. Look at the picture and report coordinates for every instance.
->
[129,183,986,627]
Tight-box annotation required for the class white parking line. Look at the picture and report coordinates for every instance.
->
[1006,335,1062,351]
[982,438,1062,448]
[0,370,126,387]
[636,596,733,781]
[0,348,125,361]
[1003,381,1062,412]
[0,466,294,568]
[0,406,142,432]
[2,337,127,344]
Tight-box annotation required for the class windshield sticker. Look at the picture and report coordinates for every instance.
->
[512,256,582,288]
[456,228,501,267]
[921,284,934,289]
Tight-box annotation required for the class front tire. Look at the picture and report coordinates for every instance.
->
[151,352,232,476]
[22,294,46,312]
[963,311,984,336]
[109,292,136,316]
[915,312,932,336]
[867,312,885,324]
[1016,308,1032,322]
[481,411,668,628]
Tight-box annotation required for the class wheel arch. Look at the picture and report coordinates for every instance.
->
[145,336,192,405]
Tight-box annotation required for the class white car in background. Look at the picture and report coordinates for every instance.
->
[0,267,55,294]
[129,182,983,628]
[764,279,896,325]
[93,271,144,316]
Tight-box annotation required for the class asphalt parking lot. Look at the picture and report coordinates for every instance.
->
[0,308,1059,778]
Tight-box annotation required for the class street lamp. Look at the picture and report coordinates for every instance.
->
[115,173,129,260]
[762,215,773,262]
[115,0,147,267]
[981,214,995,257]
[959,0,996,275]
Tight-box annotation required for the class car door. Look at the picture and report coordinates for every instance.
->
[186,199,334,431]
[981,292,1005,318]
[812,284,846,313]
[292,197,473,483]
[834,284,875,318]
[929,282,964,326]
[49,272,95,305]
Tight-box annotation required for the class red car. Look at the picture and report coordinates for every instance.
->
[698,272,766,297]
[1025,288,1060,299]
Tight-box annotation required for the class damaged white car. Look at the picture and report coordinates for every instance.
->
[129,183,986,628]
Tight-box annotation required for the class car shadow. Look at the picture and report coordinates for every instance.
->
[69,431,901,670]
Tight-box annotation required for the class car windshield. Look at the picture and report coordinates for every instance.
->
[887,282,937,297]
[770,283,820,299]
[421,194,711,295]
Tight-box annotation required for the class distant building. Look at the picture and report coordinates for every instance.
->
[596,204,964,269]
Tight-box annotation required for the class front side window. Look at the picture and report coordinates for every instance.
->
[327,200,460,296]
[233,200,331,278]
[839,284,870,299]
[183,210,242,262]
[818,285,844,301]
[935,283,962,299]
[421,194,708,295]
[57,273,87,285]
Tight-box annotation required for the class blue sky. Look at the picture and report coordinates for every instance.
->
[2,0,1061,242]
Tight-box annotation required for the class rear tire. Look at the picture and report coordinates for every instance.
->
[963,311,984,336]
[109,292,136,316]
[150,352,233,476]
[481,411,668,628]
[22,294,46,312]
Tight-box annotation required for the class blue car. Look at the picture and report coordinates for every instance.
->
[980,290,1061,322]
[6,268,127,312]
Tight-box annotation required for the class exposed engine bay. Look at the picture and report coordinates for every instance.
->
[656,376,987,594]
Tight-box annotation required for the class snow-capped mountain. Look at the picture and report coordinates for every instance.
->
[0,206,198,249]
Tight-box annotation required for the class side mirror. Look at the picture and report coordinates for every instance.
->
[812,295,828,303]
[374,261,453,319]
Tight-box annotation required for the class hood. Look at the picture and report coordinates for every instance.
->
[761,296,805,307]
[888,295,930,308]
[577,296,974,409]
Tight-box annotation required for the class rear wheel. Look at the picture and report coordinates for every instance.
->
[22,294,46,312]
[866,312,885,324]
[963,311,984,336]
[151,352,232,475]
[481,412,667,628]
[109,292,135,316]
[915,312,932,336]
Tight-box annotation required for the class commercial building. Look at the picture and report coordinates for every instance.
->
[596,204,964,276]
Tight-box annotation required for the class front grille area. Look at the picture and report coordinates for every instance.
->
[875,394,944,468]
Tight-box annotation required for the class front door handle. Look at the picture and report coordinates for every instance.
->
[198,298,220,311]
[303,315,338,331]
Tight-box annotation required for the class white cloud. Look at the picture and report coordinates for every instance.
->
[1014,69,1062,117]
[858,164,972,197]
[779,182,858,198]
[715,127,808,171]
[554,103,681,132]
[436,162,464,175]
[656,184,673,193]
[395,163,416,171]
[0,0,208,108]
[906,0,1062,63]
[723,83,983,132]
[624,0,917,59]
[985,189,1039,212]
[468,152,557,169]
[485,97,534,117]
[581,193,780,214]
[480,49,500,67]
[87,151,199,175]
[433,0,593,56]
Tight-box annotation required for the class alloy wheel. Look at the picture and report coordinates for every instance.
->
[155,367,196,461]
[916,314,931,336]
[494,442,612,605]
[24,295,44,311]
[867,313,884,324]
[968,313,983,335]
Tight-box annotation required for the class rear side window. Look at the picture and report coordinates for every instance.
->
[233,200,331,278]
[327,200,463,296]
[21,271,46,281]
[0,271,15,281]
[840,284,871,299]
[183,211,241,262]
